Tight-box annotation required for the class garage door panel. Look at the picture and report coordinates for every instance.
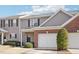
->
[38,33,57,48]
[68,33,79,48]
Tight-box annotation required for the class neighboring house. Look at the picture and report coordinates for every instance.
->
[0,9,79,48]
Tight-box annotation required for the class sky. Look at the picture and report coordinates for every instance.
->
[0,5,79,16]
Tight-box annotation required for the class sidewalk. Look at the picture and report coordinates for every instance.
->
[68,49,79,54]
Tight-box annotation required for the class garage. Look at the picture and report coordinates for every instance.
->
[38,33,57,48]
[68,33,79,48]
[38,32,79,48]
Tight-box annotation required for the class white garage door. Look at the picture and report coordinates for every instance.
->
[69,33,79,48]
[38,33,57,48]
[38,33,79,48]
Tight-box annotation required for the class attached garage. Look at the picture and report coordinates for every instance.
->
[68,33,79,48]
[38,32,79,49]
[38,33,57,48]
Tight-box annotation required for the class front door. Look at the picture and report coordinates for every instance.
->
[27,36,31,42]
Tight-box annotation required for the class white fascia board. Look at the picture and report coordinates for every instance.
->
[21,29,34,32]
[32,26,61,30]
[60,9,73,17]
[61,13,79,27]
[21,26,61,32]
[19,15,30,19]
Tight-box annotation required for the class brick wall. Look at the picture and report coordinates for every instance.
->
[65,16,79,32]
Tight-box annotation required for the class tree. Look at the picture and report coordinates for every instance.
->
[57,28,68,51]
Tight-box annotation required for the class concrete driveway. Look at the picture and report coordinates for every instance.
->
[0,45,32,54]
[0,45,72,54]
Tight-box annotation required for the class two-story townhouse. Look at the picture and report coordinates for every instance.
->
[0,15,23,44]
[1,9,79,49]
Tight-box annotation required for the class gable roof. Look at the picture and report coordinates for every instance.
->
[39,9,73,27]
[61,13,79,27]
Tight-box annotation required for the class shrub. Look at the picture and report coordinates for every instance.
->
[3,40,21,47]
[24,42,33,48]
[57,28,68,51]
[30,42,34,48]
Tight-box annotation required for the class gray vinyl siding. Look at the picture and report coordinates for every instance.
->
[42,11,72,26]
[20,19,28,29]
[20,17,49,29]
[0,18,20,41]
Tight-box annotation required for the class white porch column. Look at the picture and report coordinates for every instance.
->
[21,32,22,47]
[1,32,4,44]
[18,19,22,47]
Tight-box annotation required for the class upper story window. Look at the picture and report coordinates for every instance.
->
[30,18,40,27]
[33,18,38,27]
[0,20,5,27]
[1,20,2,27]
[16,19,18,27]
[3,20,5,27]
[11,20,13,27]
[28,19,30,27]
[38,18,40,26]
[8,19,13,27]
[27,18,40,27]
[8,20,11,27]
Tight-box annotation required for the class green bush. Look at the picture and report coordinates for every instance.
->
[24,42,33,48]
[57,28,68,51]
[3,40,21,47]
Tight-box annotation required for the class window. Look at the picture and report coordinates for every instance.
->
[16,19,18,26]
[28,19,30,27]
[1,20,2,27]
[15,34,17,38]
[27,36,31,42]
[0,20,5,27]
[3,20,5,27]
[10,34,11,39]
[33,18,38,26]
[10,33,17,39]
[33,18,40,27]
[38,18,40,26]
[8,19,13,27]
[11,20,13,27]
[8,20,10,27]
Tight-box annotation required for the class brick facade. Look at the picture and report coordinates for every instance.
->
[65,16,79,32]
